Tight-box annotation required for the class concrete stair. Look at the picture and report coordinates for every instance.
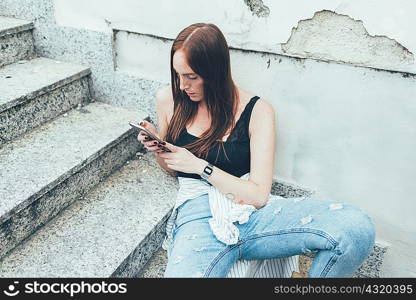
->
[0,152,177,277]
[1,16,91,146]
[0,15,178,276]
[0,101,150,260]
[0,16,35,68]
[0,56,92,146]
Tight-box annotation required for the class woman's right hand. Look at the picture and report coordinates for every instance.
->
[136,120,164,153]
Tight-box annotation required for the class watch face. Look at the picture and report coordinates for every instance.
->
[204,166,213,175]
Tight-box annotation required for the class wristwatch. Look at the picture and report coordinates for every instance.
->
[200,162,214,181]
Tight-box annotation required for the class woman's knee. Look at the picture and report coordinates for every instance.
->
[336,209,376,261]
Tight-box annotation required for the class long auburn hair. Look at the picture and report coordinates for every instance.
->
[165,23,239,162]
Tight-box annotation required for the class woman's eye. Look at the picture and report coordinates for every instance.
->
[188,76,197,80]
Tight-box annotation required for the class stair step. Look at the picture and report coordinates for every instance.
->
[0,57,91,145]
[0,101,147,260]
[0,16,35,67]
[137,246,168,278]
[0,153,177,277]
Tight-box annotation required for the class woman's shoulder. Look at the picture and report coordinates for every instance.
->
[237,88,275,138]
[238,88,272,111]
[155,85,174,121]
[252,95,273,111]
[155,85,173,105]
[248,92,274,121]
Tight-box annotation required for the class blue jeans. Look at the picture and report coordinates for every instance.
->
[164,194,375,278]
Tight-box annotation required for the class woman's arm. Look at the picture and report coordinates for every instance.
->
[196,99,277,209]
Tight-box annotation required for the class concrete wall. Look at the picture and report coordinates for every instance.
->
[52,0,416,77]
[51,0,416,60]
[1,0,415,277]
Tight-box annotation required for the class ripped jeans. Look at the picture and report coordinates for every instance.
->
[163,194,375,278]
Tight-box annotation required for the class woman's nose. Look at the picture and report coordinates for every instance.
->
[179,79,190,91]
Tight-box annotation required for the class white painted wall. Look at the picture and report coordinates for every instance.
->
[53,0,416,65]
[230,50,416,277]
[52,0,416,277]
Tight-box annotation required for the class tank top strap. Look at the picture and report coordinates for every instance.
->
[229,96,259,142]
[240,96,260,122]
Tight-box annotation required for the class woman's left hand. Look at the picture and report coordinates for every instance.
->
[157,142,205,174]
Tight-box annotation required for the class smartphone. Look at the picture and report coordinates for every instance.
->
[129,122,172,152]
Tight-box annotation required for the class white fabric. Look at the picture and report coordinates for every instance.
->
[227,256,299,278]
[162,172,300,278]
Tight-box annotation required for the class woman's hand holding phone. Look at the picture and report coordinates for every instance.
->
[135,120,167,153]
[133,121,204,174]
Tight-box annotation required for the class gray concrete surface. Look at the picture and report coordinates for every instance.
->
[0,1,163,122]
[281,10,414,70]
[0,57,90,111]
[0,16,33,36]
[0,16,35,67]
[137,246,168,278]
[0,153,178,277]
[0,57,92,145]
[0,101,146,259]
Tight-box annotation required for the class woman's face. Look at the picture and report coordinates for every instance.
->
[173,50,204,103]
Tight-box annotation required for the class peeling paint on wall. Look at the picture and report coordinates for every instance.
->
[243,0,270,18]
[281,10,414,69]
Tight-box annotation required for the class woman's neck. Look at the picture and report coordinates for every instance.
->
[197,101,209,116]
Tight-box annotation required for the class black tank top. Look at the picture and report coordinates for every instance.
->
[175,96,260,181]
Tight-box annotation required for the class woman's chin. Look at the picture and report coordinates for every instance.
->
[189,97,201,102]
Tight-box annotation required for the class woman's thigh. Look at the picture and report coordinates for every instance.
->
[164,194,240,278]
[237,196,375,263]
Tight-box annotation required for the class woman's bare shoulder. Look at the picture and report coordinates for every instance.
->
[155,85,173,104]
[249,97,275,135]
[253,97,271,109]
[237,86,272,108]
[155,85,174,121]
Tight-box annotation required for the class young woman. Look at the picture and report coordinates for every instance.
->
[137,23,375,278]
